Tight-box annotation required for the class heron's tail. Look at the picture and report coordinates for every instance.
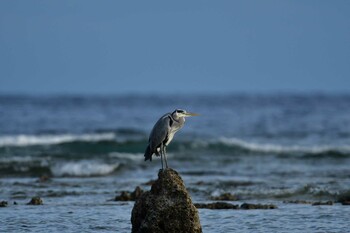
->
[144,145,153,161]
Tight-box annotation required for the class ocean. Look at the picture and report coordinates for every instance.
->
[1,93,350,232]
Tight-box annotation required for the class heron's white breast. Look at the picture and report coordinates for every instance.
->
[165,132,175,146]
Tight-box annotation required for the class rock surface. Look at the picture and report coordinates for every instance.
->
[195,202,239,209]
[337,191,350,205]
[27,197,43,205]
[284,200,335,205]
[240,203,277,209]
[311,201,333,206]
[0,201,8,207]
[195,202,277,210]
[283,200,313,204]
[210,192,239,201]
[114,186,144,201]
[131,168,202,233]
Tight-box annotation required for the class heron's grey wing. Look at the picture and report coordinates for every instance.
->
[149,115,171,152]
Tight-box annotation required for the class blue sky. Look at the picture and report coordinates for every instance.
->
[0,1,349,94]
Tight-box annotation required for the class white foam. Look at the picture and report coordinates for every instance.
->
[218,137,350,154]
[51,160,119,177]
[108,152,143,161]
[0,133,116,147]
[0,155,38,163]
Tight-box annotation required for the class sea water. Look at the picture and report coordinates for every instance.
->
[1,94,350,232]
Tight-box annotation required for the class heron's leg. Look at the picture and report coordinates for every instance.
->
[159,146,164,170]
[163,146,169,168]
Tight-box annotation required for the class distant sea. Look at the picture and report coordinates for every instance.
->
[1,93,350,232]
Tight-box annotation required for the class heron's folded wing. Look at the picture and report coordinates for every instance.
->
[149,116,171,150]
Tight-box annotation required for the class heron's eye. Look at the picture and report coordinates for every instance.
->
[176,109,185,114]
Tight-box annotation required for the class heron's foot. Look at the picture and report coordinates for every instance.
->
[159,168,170,173]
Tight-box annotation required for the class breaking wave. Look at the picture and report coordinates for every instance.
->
[215,137,350,157]
[0,133,116,147]
[51,160,120,177]
[0,157,121,177]
[1,133,350,178]
[1,133,350,158]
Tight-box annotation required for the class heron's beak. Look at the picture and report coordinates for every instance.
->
[185,112,199,117]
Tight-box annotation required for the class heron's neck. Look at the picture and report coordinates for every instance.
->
[170,114,184,123]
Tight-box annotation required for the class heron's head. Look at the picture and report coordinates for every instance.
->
[172,109,199,118]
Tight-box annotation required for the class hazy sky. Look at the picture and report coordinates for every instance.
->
[0,1,349,94]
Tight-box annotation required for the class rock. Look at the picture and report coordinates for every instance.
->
[195,202,277,210]
[0,201,8,207]
[36,175,51,183]
[312,201,333,206]
[143,179,156,186]
[114,186,144,201]
[240,203,277,209]
[195,202,239,209]
[337,191,350,205]
[132,186,144,199]
[284,200,334,206]
[210,192,239,201]
[194,181,206,185]
[114,191,131,201]
[27,197,43,205]
[283,200,313,204]
[131,168,202,233]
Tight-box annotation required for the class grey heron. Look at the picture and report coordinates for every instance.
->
[144,109,199,169]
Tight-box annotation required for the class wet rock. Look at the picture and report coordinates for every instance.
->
[194,181,205,185]
[195,202,239,209]
[284,200,334,206]
[312,201,333,206]
[36,175,51,183]
[131,168,202,233]
[240,203,277,209]
[195,202,277,210]
[337,191,350,205]
[27,197,43,205]
[283,200,313,204]
[114,186,144,201]
[132,186,144,199]
[0,201,8,207]
[210,192,239,201]
[114,191,131,201]
[143,179,156,186]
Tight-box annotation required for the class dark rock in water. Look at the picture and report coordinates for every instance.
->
[337,191,350,205]
[240,203,277,209]
[195,202,239,209]
[114,186,144,201]
[210,192,239,201]
[0,201,8,207]
[284,200,335,206]
[114,191,131,201]
[131,168,202,233]
[27,197,43,205]
[13,201,18,205]
[132,186,144,200]
[312,201,333,206]
[283,200,313,204]
[143,179,156,186]
[195,202,277,210]
[36,175,51,183]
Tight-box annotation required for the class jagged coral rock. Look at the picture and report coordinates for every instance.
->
[131,168,202,233]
